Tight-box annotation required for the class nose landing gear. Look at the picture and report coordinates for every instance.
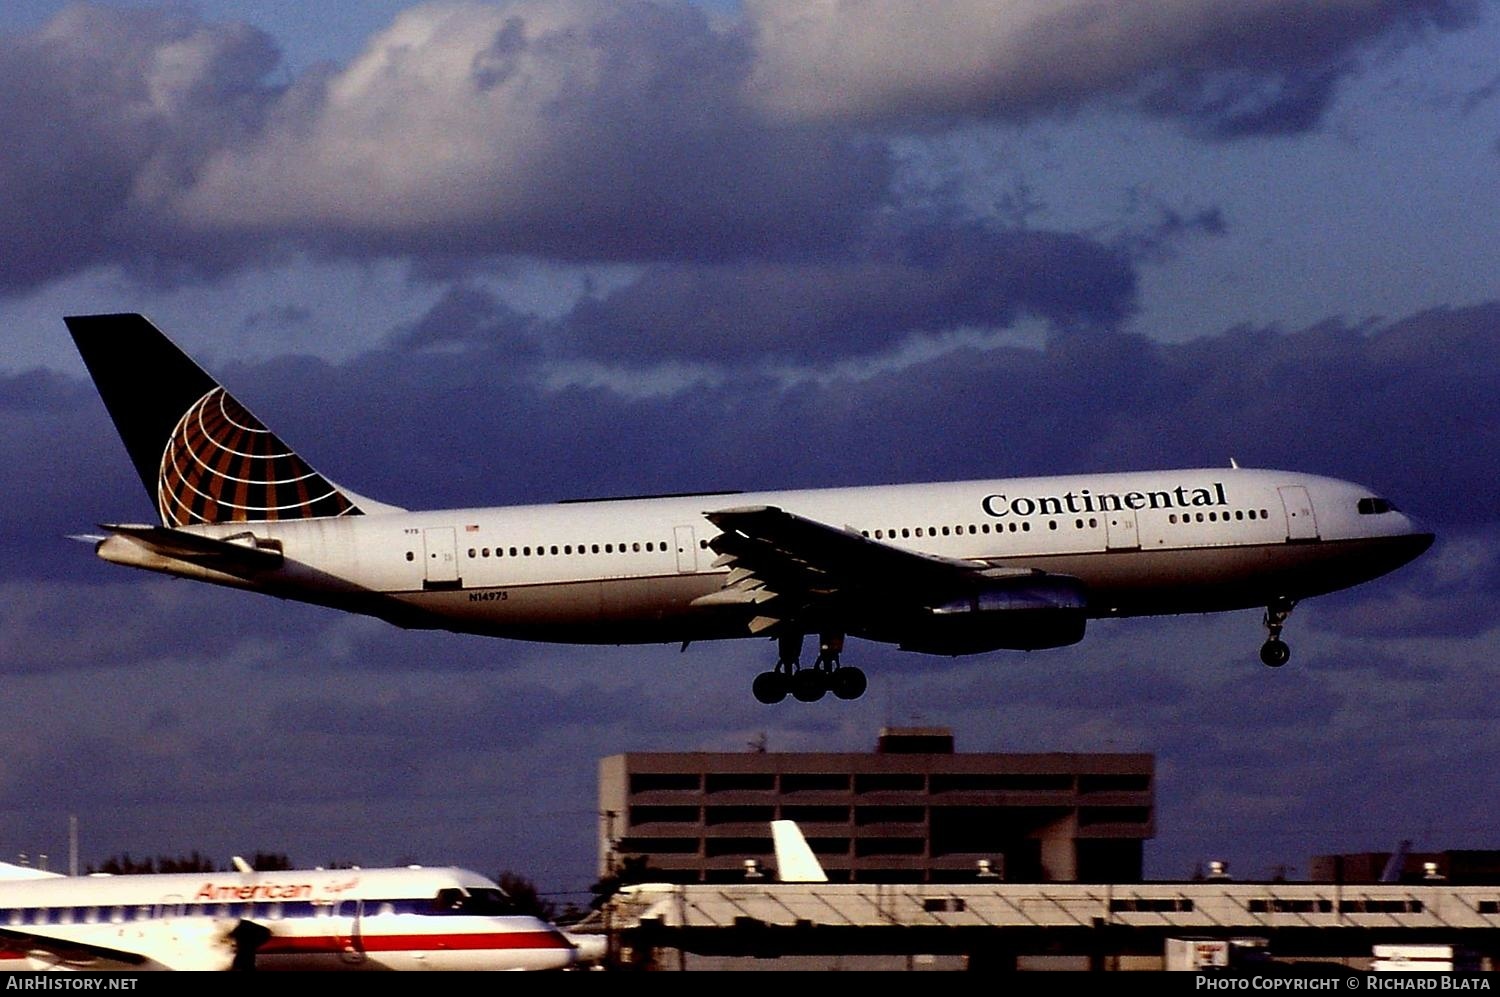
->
[751,632,867,704]
[1259,598,1296,667]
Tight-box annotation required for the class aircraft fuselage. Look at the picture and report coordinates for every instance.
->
[97,466,1432,647]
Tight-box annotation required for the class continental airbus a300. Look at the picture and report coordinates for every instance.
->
[66,314,1434,704]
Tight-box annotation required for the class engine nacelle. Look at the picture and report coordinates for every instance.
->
[894,578,1088,655]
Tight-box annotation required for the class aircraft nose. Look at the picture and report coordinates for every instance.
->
[1393,525,1436,567]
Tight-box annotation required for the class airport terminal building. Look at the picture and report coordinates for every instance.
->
[598,728,1153,884]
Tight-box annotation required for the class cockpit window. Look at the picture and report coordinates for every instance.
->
[1357,497,1398,515]
[430,887,517,915]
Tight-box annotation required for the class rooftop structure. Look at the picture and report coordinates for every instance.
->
[598,728,1153,884]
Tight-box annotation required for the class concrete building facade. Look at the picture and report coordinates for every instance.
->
[598,728,1153,883]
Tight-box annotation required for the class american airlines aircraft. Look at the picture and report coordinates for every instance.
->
[0,861,581,971]
[66,314,1434,705]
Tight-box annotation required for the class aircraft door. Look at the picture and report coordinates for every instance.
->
[423,527,461,588]
[1105,510,1139,550]
[337,899,366,965]
[1278,486,1320,541]
[674,526,697,573]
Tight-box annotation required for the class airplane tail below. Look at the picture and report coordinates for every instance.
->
[770,820,828,883]
[66,313,382,527]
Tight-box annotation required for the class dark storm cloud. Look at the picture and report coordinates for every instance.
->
[565,222,1136,361]
[0,2,889,293]
[2,1,1480,295]
[388,284,543,353]
[0,4,281,290]
[173,1,890,265]
[745,1,1479,137]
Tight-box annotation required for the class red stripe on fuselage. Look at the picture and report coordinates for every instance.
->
[260,930,571,954]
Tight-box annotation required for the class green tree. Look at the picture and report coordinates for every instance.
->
[495,870,558,921]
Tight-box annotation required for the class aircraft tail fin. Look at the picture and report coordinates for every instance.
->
[1379,839,1413,883]
[66,314,393,526]
[771,820,828,883]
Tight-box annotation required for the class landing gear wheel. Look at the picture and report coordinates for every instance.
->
[791,669,827,703]
[752,671,789,704]
[1260,638,1290,668]
[829,667,867,701]
[1258,597,1296,668]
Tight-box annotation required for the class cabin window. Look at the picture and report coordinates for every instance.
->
[941,526,950,536]
[874,530,883,539]
[593,544,601,554]
[605,544,613,553]
[633,543,641,553]
[405,551,414,561]
[901,529,910,538]
[509,547,518,557]
[982,524,991,533]
[550,545,559,555]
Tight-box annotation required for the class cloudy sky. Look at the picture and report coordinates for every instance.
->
[2,1,1498,899]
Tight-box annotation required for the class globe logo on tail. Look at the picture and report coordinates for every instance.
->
[158,387,361,526]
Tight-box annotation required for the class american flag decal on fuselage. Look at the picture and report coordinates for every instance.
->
[158,387,362,526]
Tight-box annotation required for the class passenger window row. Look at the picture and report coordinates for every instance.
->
[1168,509,1269,525]
[465,540,669,559]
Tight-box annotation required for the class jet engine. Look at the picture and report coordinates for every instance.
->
[892,577,1088,655]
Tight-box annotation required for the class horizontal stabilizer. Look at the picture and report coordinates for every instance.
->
[99,524,283,571]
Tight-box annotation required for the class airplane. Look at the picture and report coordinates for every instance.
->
[65,313,1435,705]
[0,859,583,971]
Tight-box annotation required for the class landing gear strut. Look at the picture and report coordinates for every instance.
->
[752,632,867,704]
[1259,597,1296,667]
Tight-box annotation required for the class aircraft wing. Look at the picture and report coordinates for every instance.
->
[701,504,1043,633]
[0,918,252,972]
[0,926,151,971]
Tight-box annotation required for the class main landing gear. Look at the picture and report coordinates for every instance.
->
[752,633,868,704]
[1259,597,1296,668]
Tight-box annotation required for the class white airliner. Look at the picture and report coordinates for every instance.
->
[0,861,580,971]
[66,314,1434,704]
